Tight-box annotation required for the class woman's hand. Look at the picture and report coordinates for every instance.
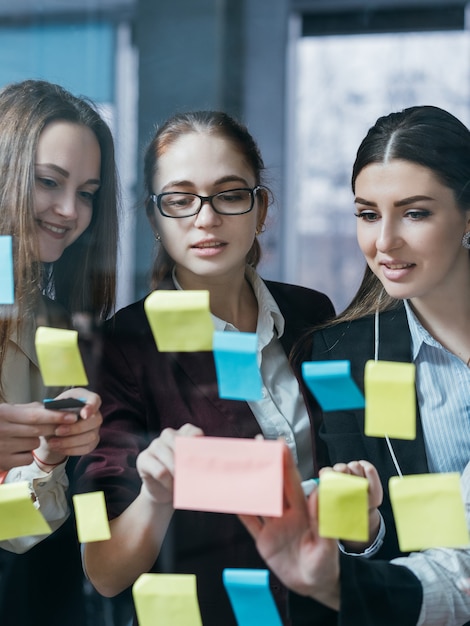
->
[0,399,78,471]
[34,388,103,469]
[136,423,204,505]
[239,444,340,610]
[319,460,383,552]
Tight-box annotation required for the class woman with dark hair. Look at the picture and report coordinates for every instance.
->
[75,110,334,625]
[244,105,470,626]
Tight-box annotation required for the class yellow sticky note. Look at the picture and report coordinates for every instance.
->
[364,360,416,439]
[35,326,88,387]
[72,491,111,543]
[390,473,470,552]
[0,482,51,540]
[132,573,203,626]
[144,290,214,352]
[318,471,368,542]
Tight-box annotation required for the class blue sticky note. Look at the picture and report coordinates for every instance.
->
[302,360,365,411]
[223,569,283,626]
[0,236,14,304]
[213,331,262,401]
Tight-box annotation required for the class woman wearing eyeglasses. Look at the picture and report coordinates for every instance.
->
[75,111,334,625]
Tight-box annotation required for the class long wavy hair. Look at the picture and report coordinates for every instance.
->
[0,79,119,397]
[331,104,470,325]
[143,110,269,288]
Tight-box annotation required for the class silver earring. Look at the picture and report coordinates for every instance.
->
[462,232,470,249]
[154,233,161,242]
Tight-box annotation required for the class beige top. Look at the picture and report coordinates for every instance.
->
[1,300,70,554]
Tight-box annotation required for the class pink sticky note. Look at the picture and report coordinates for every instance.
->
[174,437,283,517]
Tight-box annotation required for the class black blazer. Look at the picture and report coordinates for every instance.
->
[290,304,428,626]
[309,303,429,559]
[75,276,335,626]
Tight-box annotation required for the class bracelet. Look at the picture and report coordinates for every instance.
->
[32,450,67,468]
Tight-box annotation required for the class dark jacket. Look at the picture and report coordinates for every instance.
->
[75,276,334,626]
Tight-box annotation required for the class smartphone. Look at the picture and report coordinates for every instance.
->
[43,398,86,413]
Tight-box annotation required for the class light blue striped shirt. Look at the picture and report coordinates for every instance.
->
[404,300,470,474]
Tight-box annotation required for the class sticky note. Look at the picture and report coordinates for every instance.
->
[0,482,51,540]
[364,360,416,439]
[144,290,214,352]
[132,573,202,626]
[318,471,368,541]
[0,235,14,304]
[72,491,111,543]
[35,326,88,387]
[213,331,262,400]
[390,473,470,551]
[174,437,283,517]
[301,360,364,411]
[223,569,283,626]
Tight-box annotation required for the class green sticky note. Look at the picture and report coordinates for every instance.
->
[35,326,88,387]
[72,491,111,543]
[318,471,368,542]
[0,482,51,540]
[390,473,470,552]
[364,360,416,439]
[144,290,214,352]
[132,573,203,626]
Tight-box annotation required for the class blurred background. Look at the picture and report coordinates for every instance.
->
[0,0,468,312]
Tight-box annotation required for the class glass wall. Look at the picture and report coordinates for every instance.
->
[289,29,470,311]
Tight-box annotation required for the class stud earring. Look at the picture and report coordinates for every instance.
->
[462,232,470,249]
[154,233,161,242]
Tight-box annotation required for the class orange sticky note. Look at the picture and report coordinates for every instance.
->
[174,437,283,517]
[144,290,214,352]
[133,573,202,626]
[390,473,470,551]
[0,482,51,540]
[364,360,416,439]
[318,471,368,541]
[72,491,111,543]
[35,326,88,387]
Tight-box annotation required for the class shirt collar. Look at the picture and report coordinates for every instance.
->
[403,299,442,360]
[171,264,285,337]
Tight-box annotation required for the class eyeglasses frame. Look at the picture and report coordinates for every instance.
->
[150,185,264,218]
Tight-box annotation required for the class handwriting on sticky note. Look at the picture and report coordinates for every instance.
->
[174,437,283,517]
[302,360,364,411]
[132,573,203,626]
[144,290,214,352]
[364,360,416,439]
[35,326,88,387]
[318,471,368,541]
[213,331,262,400]
[0,482,51,541]
[223,569,283,626]
[0,235,14,305]
[390,473,470,551]
[72,491,111,543]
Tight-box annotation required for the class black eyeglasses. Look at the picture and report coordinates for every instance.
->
[150,186,263,218]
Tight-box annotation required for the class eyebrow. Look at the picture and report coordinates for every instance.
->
[162,175,251,191]
[354,195,435,207]
[35,163,101,186]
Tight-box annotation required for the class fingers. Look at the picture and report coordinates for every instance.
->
[239,514,265,540]
[137,424,204,505]
[47,411,103,457]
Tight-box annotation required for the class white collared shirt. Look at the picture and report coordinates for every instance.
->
[173,265,314,480]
